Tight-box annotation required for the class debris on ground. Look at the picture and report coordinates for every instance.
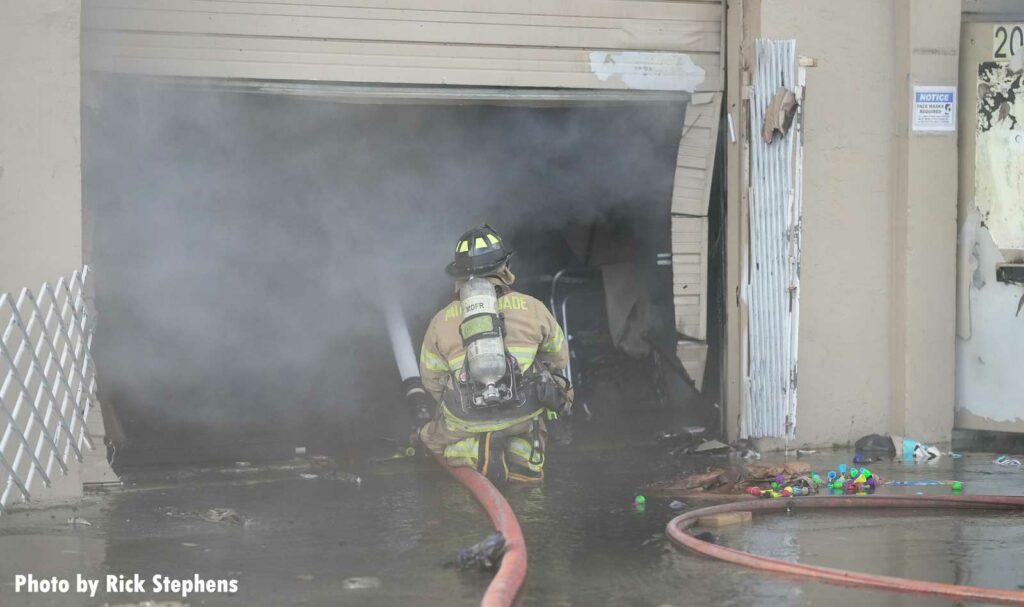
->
[658,432,754,458]
[455,532,506,571]
[854,433,896,457]
[294,574,314,582]
[886,478,965,493]
[669,500,687,510]
[330,471,362,485]
[307,454,333,466]
[300,473,319,480]
[201,508,245,525]
[814,465,878,495]
[693,439,731,454]
[654,425,706,442]
[886,479,945,487]
[640,534,662,547]
[649,455,909,502]
[367,453,408,464]
[655,426,707,452]
[994,455,1022,466]
[633,495,646,512]
[67,517,92,527]
[911,443,941,461]
[342,577,381,590]
[894,436,941,461]
[645,462,811,498]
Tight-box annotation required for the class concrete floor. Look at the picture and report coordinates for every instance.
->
[0,447,1022,606]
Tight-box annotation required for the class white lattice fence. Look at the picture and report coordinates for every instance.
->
[0,267,96,514]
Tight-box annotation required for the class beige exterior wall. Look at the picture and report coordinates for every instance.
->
[0,0,94,503]
[3,0,977,451]
[726,0,960,446]
[890,0,960,443]
[0,0,83,295]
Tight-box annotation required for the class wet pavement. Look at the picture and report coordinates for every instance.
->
[1,445,1023,606]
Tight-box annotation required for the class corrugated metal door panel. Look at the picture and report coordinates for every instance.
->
[744,39,802,440]
[83,0,723,92]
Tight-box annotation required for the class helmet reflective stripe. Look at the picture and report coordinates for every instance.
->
[446,224,512,278]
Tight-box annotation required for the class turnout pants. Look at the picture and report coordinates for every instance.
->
[419,405,546,482]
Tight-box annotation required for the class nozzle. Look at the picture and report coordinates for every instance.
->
[402,377,434,423]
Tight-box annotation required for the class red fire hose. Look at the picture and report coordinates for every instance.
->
[666,494,1024,605]
[436,455,527,607]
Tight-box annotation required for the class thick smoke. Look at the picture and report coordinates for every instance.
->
[83,76,686,459]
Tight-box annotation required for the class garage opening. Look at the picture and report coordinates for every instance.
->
[83,77,720,464]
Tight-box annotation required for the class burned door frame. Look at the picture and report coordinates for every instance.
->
[955,21,1024,433]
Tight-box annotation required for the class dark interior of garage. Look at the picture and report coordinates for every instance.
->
[83,77,722,465]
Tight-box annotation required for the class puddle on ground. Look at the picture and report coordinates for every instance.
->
[0,448,1021,606]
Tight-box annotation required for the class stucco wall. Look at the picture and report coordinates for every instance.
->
[893,0,960,443]
[732,0,960,446]
[0,0,83,294]
[0,0,86,502]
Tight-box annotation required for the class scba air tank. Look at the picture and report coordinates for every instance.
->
[459,277,507,387]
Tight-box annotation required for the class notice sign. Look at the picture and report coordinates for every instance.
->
[912,86,956,132]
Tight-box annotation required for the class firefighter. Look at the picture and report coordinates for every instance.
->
[416,225,570,484]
